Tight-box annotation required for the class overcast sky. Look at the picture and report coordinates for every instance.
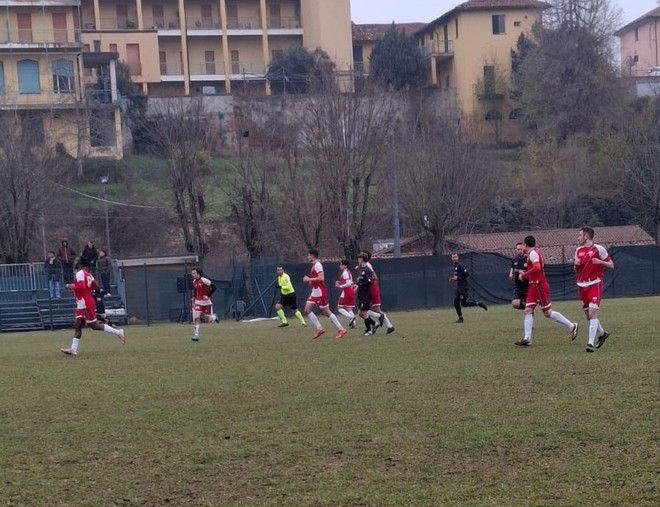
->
[350,0,658,27]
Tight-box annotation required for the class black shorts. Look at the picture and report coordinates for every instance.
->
[513,286,528,301]
[455,288,468,300]
[278,293,298,310]
[358,298,371,312]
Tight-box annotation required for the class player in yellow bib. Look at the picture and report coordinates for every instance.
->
[275,266,307,327]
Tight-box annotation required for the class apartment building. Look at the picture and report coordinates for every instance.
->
[615,6,660,77]
[79,0,353,96]
[413,0,548,144]
[0,0,122,158]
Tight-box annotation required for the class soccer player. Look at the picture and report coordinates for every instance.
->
[356,253,378,335]
[574,227,614,352]
[449,252,488,323]
[509,242,529,310]
[515,235,579,347]
[335,259,356,329]
[359,250,395,334]
[275,266,306,327]
[60,256,125,356]
[302,249,347,339]
[190,267,219,341]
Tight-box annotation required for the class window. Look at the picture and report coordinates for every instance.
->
[455,18,459,39]
[492,15,505,35]
[201,5,213,28]
[52,13,68,44]
[17,59,40,94]
[0,62,4,95]
[126,43,141,75]
[483,65,495,96]
[109,43,117,52]
[17,13,33,43]
[152,5,164,28]
[159,51,167,74]
[635,27,639,42]
[227,5,238,28]
[231,50,239,74]
[52,59,74,93]
[83,44,92,76]
[514,21,521,28]
[205,50,215,74]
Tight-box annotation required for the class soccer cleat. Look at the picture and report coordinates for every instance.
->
[386,326,395,334]
[455,317,464,323]
[191,335,199,342]
[312,328,325,339]
[514,339,531,347]
[378,314,385,327]
[118,329,126,345]
[595,331,609,349]
[479,302,488,311]
[278,322,289,328]
[335,329,347,339]
[364,330,373,336]
[586,344,595,353]
[349,317,356,329]
[60,348,76,356]
[212,314,219,323]
[372,321,380,334]
[570,322,579,341]
[301,322,307,327]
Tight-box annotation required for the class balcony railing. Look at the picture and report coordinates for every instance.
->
[267,16,301,29]
[420,39,454,58]
[190,61,226,75]
[187,18,221,30]
[0,28,81,46]
[230,60,266,75]
[99,17,139,30]
[0,89,83,109]
[226,16,258,30]
[160,61,183,75]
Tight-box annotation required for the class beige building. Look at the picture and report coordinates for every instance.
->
[414,0,548,144]
[79,0,353,96]
[0,0,122,158]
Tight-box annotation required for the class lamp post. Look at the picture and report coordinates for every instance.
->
[100,175,111,258]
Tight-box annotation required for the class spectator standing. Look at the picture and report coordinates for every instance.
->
[44,250,62,298]
[81,241,98,272]
[96,249,112,294]
[56,239,76,283]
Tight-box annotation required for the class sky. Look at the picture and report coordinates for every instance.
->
[350,0,659,27]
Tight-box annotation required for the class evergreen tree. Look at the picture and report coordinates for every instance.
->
[369,24,427,91]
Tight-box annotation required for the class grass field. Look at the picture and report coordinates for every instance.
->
[1,298,658,507]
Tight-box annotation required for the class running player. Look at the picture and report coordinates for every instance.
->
[303,249,347,339]
[191,267,219,342]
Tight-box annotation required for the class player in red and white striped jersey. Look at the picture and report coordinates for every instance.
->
[303,249,346,339]
[191,267,219,341]
[574,227,614,352]
[335,260,357,329]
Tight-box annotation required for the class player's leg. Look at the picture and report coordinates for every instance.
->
[454,290,464,322]
[61,316,84,355]
[275,301,288,326]
[321,304,345,336]
[192,307,202,341]
[305,300,325,338]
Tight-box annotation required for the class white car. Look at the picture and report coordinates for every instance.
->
[647,67,660,76]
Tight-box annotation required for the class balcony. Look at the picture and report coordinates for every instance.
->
[0,28,81,49]
[226,16,259,31]
[267,16,301,30]
[420,39,454,60]
[189,61,226,79]
[0,0,80,5]
[187,18,221,31]
[0,89,83,110]
[229,60,266,78]
[99,17,139,30]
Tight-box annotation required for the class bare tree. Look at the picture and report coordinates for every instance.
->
[397,115,496,254]
[297,91,394,259]
[138,98,218,259]
[0,114,68,263]
[544,0,622,49]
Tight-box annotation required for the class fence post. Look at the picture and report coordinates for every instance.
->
[143,263,150,326]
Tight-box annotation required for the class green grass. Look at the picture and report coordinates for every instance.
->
[1,298,658,506]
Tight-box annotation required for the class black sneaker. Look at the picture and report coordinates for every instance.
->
[278,322,289,328]
[386,327,395,334]
[514,339,531,347]
[349,318,356,329]
[586,344,594,353]
[378,314,385,327]
[372,321,380,334]
[479,302,488,311]
[570,322,579,341]
[455,317,464,323]
[595,332,609,349]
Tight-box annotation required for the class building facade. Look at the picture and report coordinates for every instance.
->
[79,0,353,96]
[616,7,660,77]
[0,0,122,158]
[413,0,548,144]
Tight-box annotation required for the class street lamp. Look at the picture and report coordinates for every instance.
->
[100,175,111,258]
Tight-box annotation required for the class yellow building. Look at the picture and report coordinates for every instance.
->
[79,0,353,96]
[414,0,548,144]
[0,0,122,158]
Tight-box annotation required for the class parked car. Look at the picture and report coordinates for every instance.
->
[647,67,660,76]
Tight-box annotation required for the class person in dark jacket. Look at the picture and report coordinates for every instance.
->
[449,252,488,323]
[96,249,112,294]
[56,239,76,283]
[81,241,98,272]
[44,250,62,298]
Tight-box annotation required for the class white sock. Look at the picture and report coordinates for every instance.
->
[382,313,393,328]
[338,308,354,319]
[368,310,381,320]
[103,324,120,336]
[71,337,80,353]
[550,311,573,329]
[589,319,599,346]
[524,314,533,341]
[328,313,343,330]
[307,312,321,330]
[194,323,200,335]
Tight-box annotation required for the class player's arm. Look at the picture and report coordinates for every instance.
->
[509,266,515,280]
[457,265,469,280]
[201,277,216,298]
[357,269,372,287]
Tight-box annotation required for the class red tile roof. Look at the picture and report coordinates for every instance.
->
[352,23,427,42]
